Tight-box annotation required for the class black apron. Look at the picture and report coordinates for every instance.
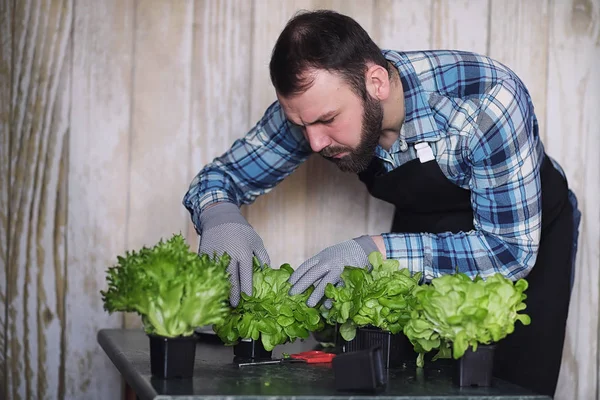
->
[358,146,574,397]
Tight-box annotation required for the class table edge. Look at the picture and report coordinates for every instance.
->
[97,329,553,400]
[98,328,158,400]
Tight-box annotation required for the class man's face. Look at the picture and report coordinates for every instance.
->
[278,69,383,173]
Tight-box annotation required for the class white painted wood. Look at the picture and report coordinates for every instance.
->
[0,0,12,396]
[488,0,550,142]
[545,1,600,399]
[186,0,254,253]
[313,0,375,32]
[67,1,134,399]
[244,0,313,269]
[126,0,194,259]
[431,0,489,53]
[6,0,72,398]
[373,0,433,51]
[125,0,194,330]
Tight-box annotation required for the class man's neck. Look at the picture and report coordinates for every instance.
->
[379,62,405,151]
[379,130,399,150]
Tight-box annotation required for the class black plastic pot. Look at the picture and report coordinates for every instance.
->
[233,338,272,360]
[343,326,411,369]
[333,346,387,392]
[453,344,496,387]
[148,334,197,379]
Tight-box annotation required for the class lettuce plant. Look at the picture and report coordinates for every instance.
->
[320,252,422,341]
[212,259,324,351]
[100,233,231,338]
[403,272,531,367]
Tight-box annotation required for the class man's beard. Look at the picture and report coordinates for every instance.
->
[320,94,383,173]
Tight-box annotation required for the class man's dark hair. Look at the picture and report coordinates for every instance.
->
[269,9,389,100]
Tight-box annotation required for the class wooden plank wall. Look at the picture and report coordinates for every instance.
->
[1,1,598,399]
[0,0,12,397]
[547,2,599,398]
[4,1,72,400]
[68,1,134,398]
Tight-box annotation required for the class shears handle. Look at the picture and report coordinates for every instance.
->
[290,350,336,363]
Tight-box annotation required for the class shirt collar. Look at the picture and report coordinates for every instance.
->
[382,50,441,144]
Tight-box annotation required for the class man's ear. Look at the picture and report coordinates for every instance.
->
[365,64,391,101]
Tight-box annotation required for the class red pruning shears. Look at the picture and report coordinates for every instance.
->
[237,350,336,367]
[289,350,336,363]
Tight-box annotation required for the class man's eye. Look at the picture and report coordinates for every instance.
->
[322,117,335,125]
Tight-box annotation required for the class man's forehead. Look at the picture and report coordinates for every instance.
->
[278,71,349,124]
[279,94,337,124]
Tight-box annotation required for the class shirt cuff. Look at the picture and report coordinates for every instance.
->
[187,190,238,234]
[381,232,436,281]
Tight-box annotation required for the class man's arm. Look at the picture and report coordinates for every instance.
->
[379,78,543,282]
[183,100,312,233]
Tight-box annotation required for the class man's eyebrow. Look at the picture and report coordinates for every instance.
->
[287,110,337,127]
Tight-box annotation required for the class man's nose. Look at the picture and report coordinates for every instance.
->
[305,126,331,153]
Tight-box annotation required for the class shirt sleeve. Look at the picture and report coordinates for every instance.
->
[382,78,543,282]
[183,100,312,233]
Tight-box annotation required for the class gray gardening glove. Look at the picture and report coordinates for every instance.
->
[288,235,379,307]
[198,202,270,307]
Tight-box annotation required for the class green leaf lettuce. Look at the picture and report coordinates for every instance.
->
[403,272,531,365]
[212,258,324,351]
[100,233,231,338]
[320,251,422,341]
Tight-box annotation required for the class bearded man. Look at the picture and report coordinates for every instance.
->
[183,10,580,398]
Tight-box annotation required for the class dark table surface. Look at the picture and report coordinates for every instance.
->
[97,328,551,400]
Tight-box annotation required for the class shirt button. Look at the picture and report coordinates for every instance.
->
[400,140,408,152]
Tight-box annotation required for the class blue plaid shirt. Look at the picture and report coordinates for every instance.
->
[183,49,558,282]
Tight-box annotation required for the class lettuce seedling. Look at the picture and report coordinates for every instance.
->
[100,233,231,338]
[320,252,422,341]
[403,272,531,367]
[212,258,324,351]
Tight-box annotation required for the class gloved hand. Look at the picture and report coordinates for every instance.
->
[288,235,379,307]
[198,202,270,307]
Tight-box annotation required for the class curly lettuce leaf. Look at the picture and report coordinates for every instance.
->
[100,233,231,338]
